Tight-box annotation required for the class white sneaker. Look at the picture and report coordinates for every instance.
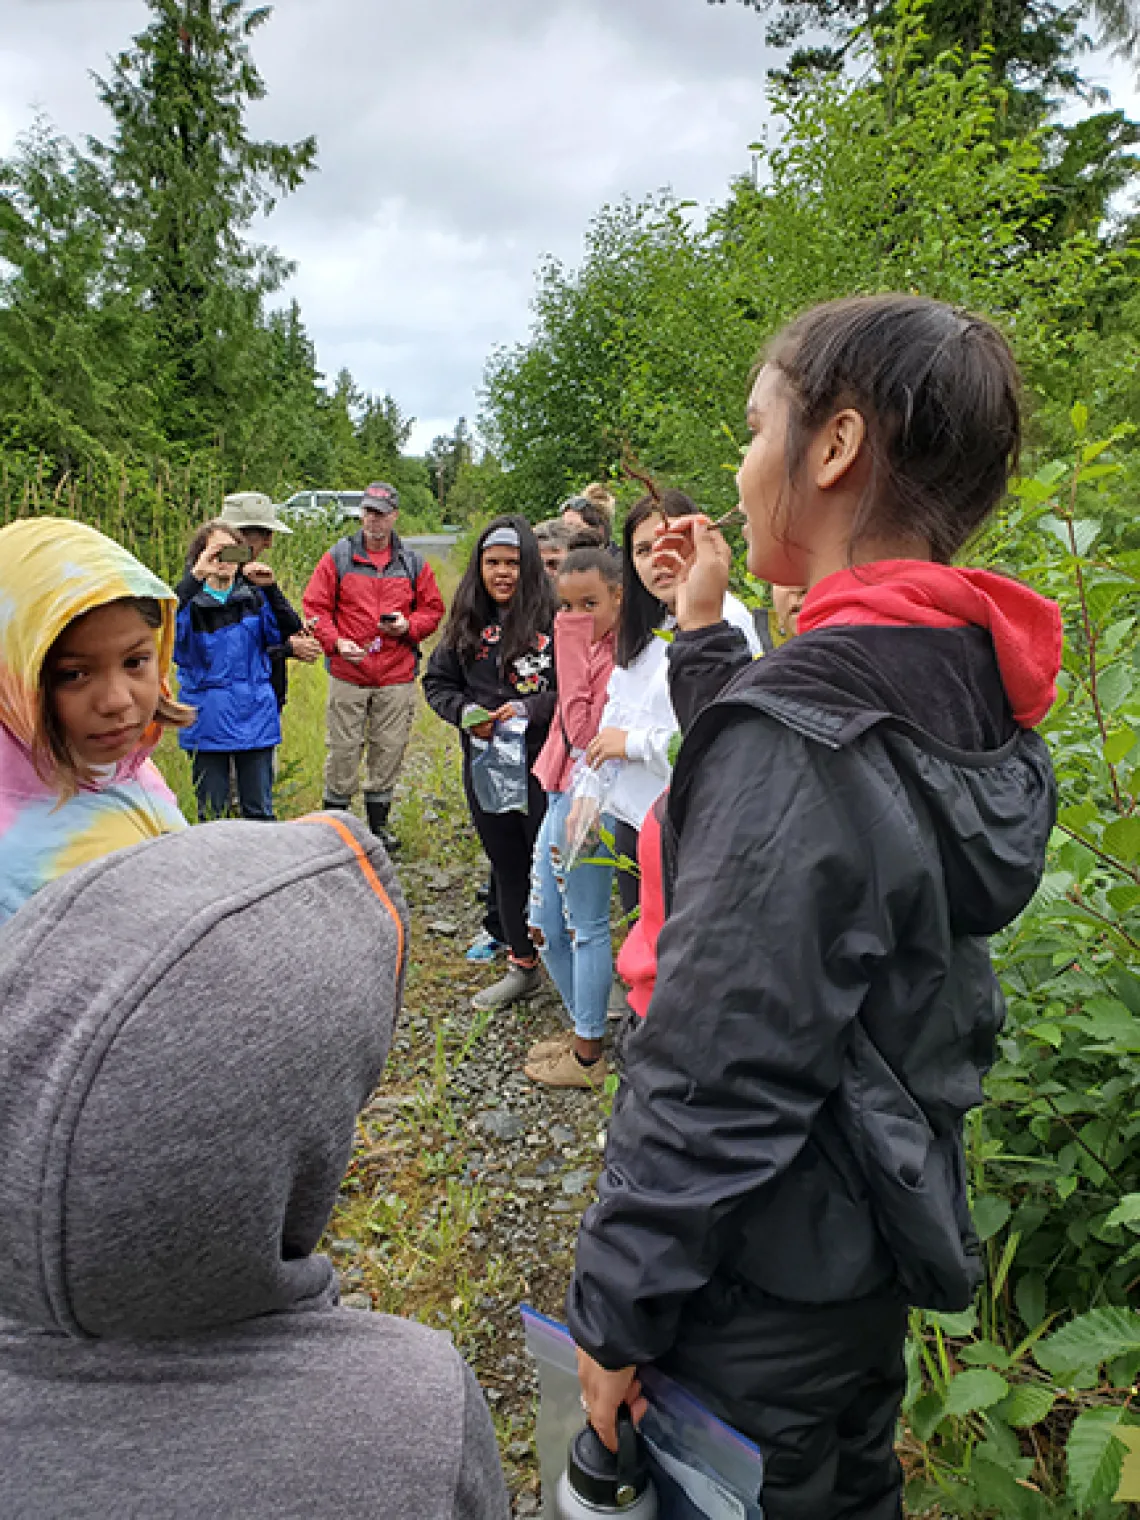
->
[471,963,543,1011]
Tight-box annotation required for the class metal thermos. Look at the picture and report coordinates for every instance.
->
[554,1407,658,1517]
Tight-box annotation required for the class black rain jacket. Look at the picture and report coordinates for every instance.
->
[568,620,1056,1370]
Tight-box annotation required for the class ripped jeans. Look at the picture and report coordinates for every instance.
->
[528,790,615,1041]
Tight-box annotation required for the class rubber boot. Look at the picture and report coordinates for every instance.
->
[364,791,400,853]
[322,795,350,811]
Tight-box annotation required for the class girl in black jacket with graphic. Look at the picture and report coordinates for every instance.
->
[424,517,557,1013]
[567,296,1061,1520]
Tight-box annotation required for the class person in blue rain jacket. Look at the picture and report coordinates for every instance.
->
[175,519,282,822]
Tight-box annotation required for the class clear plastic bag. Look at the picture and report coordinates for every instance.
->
[522,1306,764,1519]
[562,759,620,871]
[469,715,529,815]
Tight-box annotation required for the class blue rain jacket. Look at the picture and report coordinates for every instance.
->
[175,574,283,753]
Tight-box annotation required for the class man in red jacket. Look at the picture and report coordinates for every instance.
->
[303,482,445,848]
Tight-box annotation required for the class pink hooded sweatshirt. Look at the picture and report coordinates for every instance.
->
[532,611,616,795]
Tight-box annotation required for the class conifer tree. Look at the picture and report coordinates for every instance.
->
[90,0,316,451]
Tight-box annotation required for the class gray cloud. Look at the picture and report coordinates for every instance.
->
[2,0,1136,452]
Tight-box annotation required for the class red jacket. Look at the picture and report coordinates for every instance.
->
[302,531,445,689]
[615,794,665,1018]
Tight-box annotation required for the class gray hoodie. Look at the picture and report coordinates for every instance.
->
[0,815,509,1520]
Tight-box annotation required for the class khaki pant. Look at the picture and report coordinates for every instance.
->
[323,676,417,804]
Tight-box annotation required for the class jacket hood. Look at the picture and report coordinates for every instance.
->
[0,812,407,1341]
[0,518,178,783]
[694,623,1056,938]
[799,561,1062,729]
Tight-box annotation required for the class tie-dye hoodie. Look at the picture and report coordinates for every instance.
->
[0,518,187,924]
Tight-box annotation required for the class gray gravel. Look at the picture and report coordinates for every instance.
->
[344,849,612,1517]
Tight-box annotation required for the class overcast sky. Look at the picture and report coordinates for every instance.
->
[2,0,1137,454]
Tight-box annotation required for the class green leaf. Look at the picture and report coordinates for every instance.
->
[994,1383,1057,1427]
[907,1389,945,1442]
[1066,1407,1126,1508]
[959,1338,1012,1369]
[1098,663,1133,712]
[971,1193,1011,1241]
[1036,1307,1140,1378]
[1026,1021,1064,1047]
[927,1306,978,1337]
[1102,817,1140,862]
[1071,401,1089,435]
[1105,1194,1140,1233]
[1105,728,1137,765]
[1070,519,1101,555]
[1037,460,1069,489]
[1016,1273,1048,1330]
[942,1367,1009,1417]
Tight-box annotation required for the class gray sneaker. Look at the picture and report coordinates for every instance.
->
[471,963,543,1011]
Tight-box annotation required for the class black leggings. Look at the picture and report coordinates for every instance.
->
[463,763,546,962]
[612,819,641,918]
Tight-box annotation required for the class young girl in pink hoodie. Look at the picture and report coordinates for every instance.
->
[524,546,622,1089]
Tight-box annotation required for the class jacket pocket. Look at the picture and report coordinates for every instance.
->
[728,1114,896,1305]
[833,1027,982,1311]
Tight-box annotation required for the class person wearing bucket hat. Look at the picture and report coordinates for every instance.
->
[303,482,445,850]
[219,493,321,712]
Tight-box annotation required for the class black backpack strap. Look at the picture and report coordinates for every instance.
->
[329,536,356,589]
[394,546,423,611]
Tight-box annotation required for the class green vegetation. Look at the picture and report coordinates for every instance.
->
[6,0,1140,1511]
[0,1,454,525]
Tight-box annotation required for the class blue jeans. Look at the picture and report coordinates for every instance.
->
[529,790,615,1040]
[190,748,276,822]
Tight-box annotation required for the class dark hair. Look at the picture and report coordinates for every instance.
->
[615,489,698,666]
[441,515,556,669]
[185,518,239,569]
[765,294,1021,564]
[559,546,622,586]
[566,528,605,551]
[559,496,610,541]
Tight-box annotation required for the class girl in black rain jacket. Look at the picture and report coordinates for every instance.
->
[567,296,1061,1520]
[423,517,556,1009]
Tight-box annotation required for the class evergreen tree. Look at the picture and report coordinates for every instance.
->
[707,0,1140,99]
[90,0,316,452]
[0,119,157,464]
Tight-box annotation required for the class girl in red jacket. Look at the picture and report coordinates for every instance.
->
[524,547,623,1089]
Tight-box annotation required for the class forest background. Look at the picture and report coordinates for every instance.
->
[4,0,1140,1514]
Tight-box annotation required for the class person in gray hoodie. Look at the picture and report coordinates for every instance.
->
[0,812,509,1520]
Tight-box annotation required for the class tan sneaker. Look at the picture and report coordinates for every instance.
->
[524,1047,609,1090]
[527,1028,575,1063]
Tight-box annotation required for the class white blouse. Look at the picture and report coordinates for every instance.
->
[600,593,762,830]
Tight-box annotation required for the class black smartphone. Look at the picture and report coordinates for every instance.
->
[217,543,252,564]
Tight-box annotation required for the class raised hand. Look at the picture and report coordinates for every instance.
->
[652,513,732,631]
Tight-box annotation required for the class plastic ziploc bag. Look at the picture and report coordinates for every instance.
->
[562,758,621,872]
[522,1305,764,1519]
[469,715,529,815]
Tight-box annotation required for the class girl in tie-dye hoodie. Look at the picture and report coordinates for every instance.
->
[0,518,191,924]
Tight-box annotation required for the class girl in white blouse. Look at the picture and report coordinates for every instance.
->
[584,490,762,914]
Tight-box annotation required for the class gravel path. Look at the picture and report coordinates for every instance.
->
[323,728,614,1516]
